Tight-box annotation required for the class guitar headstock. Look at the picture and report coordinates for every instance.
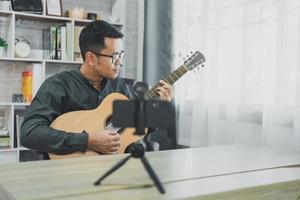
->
[184,51,206,71]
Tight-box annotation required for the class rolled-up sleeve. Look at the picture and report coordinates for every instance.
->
[20,78,88,155]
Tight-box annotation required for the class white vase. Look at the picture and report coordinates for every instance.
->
[0,47,4,57]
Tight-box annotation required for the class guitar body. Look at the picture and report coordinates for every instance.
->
[49,93,142,159]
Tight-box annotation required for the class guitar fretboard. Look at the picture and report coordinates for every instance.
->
[144,65,188,100]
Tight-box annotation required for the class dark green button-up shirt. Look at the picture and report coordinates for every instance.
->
[20,68,133,155]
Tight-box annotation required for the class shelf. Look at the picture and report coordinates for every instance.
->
[18,147,29,151]
[0,148,17,152]
[44,59,82,64]
[13,103,31,110]
[111,22,123,27]
[0,10,12,17]
[0,147,29,152]
[72,19,123,27]
[0,57,43,63]
[0,2,126,164]
[12,103,30,106]
[74,19,93,26]
[0,11,123,26]
[14,12,72,23]
[0,57,83,64]
[0,103,30,106]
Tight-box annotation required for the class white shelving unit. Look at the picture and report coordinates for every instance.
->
[0,102,28,163]
[0,2,124,163]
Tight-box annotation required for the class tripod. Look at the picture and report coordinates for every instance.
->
[94,98,166,193]
[94,141,165,193]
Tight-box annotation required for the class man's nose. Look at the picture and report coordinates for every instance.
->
[115,57,122,66]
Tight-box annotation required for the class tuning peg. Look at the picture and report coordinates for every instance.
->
[190,51,193,54]
[202,64,205,67]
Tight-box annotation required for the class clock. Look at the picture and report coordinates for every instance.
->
[15,39,31,58]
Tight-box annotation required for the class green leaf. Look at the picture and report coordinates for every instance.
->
[0,37,8,47]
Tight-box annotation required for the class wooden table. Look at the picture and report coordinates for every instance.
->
[0,145,300,200]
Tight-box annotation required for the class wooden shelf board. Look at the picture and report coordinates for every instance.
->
[112,22,123,27]
[0,57,83,64]
[0,148,17,152]
[14,12,72,23]
[74,19,93,26]
[0,10,12,17]
[13,102,30,106]
[0,147,29,152]
[0,102,30,106]
[0,57,43,63]
[74,19,123,27]
[44,59,82,64]
[18,147,30,151]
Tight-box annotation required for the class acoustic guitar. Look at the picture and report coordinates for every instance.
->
[49,51,206,159]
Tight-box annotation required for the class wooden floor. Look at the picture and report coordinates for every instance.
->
[0,145,300,200]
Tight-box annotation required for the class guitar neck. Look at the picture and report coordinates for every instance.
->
[144,65,189,100]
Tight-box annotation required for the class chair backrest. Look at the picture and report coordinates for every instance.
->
[122,78,149,99]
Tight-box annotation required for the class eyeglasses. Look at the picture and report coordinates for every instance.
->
[92,50,125,64]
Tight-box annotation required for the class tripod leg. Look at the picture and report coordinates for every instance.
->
[94,155,132,185]
[140,156,165,194]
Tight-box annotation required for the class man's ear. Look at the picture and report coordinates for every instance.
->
[85,52,96,66]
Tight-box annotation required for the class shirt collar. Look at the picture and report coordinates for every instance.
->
[75,67,109,91]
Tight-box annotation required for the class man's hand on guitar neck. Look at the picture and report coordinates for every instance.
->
[156,80,173,102]
[87,130,120,155]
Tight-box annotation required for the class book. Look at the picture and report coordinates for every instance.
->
[50,26,57,59]
[42,27,50,59]
[0,127,9,136]
[15,114,24,148]
[14,110,25,148]
[43,26,57,59]
[60,25,67,60]
[74,26,84,61]
[32,63,42,97]
[0,135,10,148]
[56,27,61,60]
[66,23,73,61]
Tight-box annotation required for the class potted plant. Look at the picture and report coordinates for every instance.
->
[0,37,8,57]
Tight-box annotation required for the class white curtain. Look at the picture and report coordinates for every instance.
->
[173,0,300,150]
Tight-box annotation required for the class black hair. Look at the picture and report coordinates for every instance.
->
[79,20,123,61]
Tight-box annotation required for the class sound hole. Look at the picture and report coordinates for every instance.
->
[124,143,135,153]
[104,114,125,134]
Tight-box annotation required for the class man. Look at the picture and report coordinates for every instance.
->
[21,20,173,155]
